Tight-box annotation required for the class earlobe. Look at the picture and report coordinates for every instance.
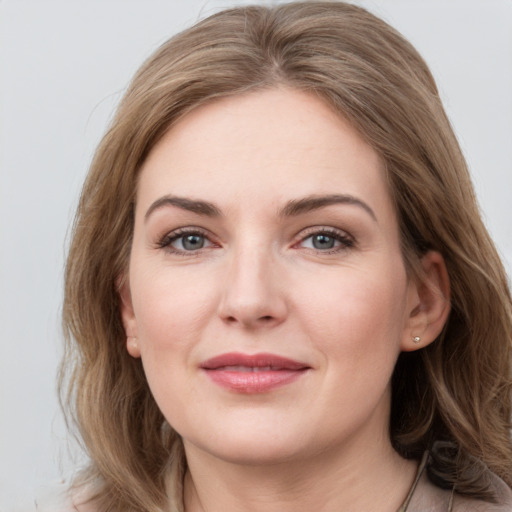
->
[401,251,451,352]
[118,276,141,358]
[126,336,141,358]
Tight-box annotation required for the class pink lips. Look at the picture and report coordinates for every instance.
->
[200,352,310,393]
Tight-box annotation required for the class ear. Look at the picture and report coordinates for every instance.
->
[118,275,141,358]
[401,251,450,352]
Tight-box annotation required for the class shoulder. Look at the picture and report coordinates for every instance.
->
[408,459,512,512]
[451,471,512,512]
[32,478,98,512]
[30,479,72,512]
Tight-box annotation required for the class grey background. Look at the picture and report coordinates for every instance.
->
[1,0,511,509]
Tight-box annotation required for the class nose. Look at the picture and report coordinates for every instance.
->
[217,246,288,329]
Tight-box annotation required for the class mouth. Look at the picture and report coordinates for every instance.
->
[200,352,310,393]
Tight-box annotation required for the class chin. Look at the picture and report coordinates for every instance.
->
[190,438,302,466]
[181,417,312,466]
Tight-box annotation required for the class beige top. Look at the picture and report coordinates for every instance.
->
[33,455,512,512]
[399,452,512,512]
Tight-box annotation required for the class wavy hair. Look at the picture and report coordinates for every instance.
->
[61,2,512,511]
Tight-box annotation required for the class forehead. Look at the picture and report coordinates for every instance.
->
[137,88,392,219]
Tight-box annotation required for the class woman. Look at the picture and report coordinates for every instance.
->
[56,2,512,511]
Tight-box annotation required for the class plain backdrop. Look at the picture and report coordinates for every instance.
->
[1,0,511,509]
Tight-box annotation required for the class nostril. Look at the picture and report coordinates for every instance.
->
[223,314,275,325]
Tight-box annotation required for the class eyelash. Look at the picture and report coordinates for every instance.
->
[295,227,354,254]
[157,227,216,256]
[156,226,355,256]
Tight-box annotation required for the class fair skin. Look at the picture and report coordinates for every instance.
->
[120,88,450,512]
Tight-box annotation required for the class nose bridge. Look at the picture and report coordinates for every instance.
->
[218,238,287,327]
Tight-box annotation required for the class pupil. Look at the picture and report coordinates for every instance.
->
[183,235,204,250]
[313,234,335,249]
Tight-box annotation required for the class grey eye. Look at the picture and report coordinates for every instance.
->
[183,234,205,250]
[311,234,336,250]
[298,230,353,252]
[175,234,206,251]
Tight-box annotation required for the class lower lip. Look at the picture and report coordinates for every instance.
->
[203,369,307,393]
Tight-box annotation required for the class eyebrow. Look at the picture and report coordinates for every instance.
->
[279,194,377,222]
[145,195,222,221]
[144,193,377,222]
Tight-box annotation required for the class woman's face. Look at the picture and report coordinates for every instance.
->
[121,88,421,465]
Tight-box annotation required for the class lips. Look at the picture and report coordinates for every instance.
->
[200,352,310,393]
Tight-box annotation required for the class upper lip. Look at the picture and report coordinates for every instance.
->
[200,352,310,370]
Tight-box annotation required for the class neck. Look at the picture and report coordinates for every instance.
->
[183,428,417,512]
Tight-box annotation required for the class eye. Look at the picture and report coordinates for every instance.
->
[174,233,209,251]
[297,228,354,252]
[305,233,338,250]
[158,228,215,254]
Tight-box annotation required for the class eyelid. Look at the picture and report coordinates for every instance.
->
[292,226,355,252]
[156,226,219,255]
[155,225,354,255]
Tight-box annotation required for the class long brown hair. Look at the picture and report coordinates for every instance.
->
[61,2,512,510]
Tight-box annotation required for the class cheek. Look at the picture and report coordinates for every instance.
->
[131,265,218,355]
[129,268,216,425]
[293,264,408,361]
